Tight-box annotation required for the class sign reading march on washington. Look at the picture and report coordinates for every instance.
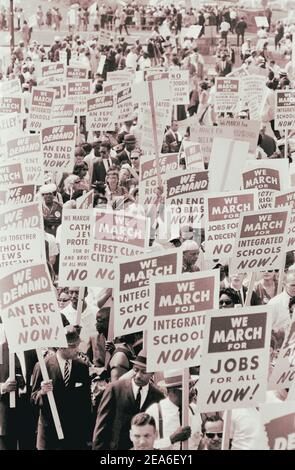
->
[197,306,272,412]
[146,270,219,373]
[230,207,290,273]
[0,263,67,353]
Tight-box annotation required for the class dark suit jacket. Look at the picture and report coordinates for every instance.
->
[215,60,232,77]
[31,354,92,450]
[92,379,164,450]
[116,149,131,165]
[91,157,119,184]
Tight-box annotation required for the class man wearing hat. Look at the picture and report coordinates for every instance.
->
[146,370,201,450]
[116,134,137,165]
[92,350,164,450]
[31,326,92,450]
[182,240,201,273]
[40,184,62,237]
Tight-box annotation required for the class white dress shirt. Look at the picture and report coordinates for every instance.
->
[268,290,291,333]
[56,351,72,380]
[146,398,201,450]
[131,379,149,409]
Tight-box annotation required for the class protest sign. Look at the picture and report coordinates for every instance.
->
[116,86,133,124]
[0,263,67,353]
[260,402,295,450]
[103,81,131,95]
[274,90,295,131]
[86,94,115,132]
[217,118,261,156]
[275,190,295,252]
[26,88,55,132]
[58,209,92,287]
[88,210,149,287]
[41,63,65,83]
[239,75,267,120]
[51,102,75,125]
[227,66,249,78]
[114,250,181,336]
[6,134,44,186]
[181,141,204,170]
[139,153,178,208]
[0,96,23,115]
[97,55,106,75]
[215,78,240,114]
[230,207,290,273]
[0,161,25,188]
[255,16,269,27]
[0,79,22,97]
[169,70,190,105]
[42,125,76,172]
[0,185,35,206]
[66,80,91,116]
[164,169,209,238]
[197,306,272,412]
[0,202,43,233]
[76,190,94,209]
[208,138,249,192]
[268,317,295,390]
[107,70,134,83]
[0,228,45,270]
[242,160,289,209]
[66,66,88,80]
[0,113,22,158]
[146,270,219,372]
[204,190,258,260]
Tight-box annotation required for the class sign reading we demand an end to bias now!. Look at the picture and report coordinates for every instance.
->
[230,207,291,274]
[0,263,67,353]
[196,307,272,412]
[146,270,219,373]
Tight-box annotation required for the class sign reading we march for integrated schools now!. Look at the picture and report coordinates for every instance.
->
[114,250,182,337]
[0,263,67,353]
[275,90,295,130]
[204,190,258,260]
[66,80,91,116]
[87,209,149,287]
[196,307,272,412]
[26,88,55,132]
[146,271,219,372]
[215,78,239,114]
[230,207,290,273]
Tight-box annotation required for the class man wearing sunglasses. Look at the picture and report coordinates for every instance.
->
[200,415,223,450]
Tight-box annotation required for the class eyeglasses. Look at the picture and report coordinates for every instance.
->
[219,300,233,306]
[58,298,69,303]
[130,157,139,160]
[205,432,223,439]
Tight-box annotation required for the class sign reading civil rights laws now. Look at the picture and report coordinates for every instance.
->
[230,207,290,273]
[114,250,182,337]
[197,306,272,412]
[204,189,258,260]
[88,210,149,287]
[0,263,67,353]
[146,270,219,372]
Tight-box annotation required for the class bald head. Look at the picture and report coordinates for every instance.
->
[285,270,295,297]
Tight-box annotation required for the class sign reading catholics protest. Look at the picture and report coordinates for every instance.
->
[114,250,181,336]
[42,125,76,172]
[275,90,295,130]
[230,207,290,273]
[88,210,149,287]
[260,402,295,450]
[197,306,272,412]
[164,169,208,238]
[58,209,92,287]
[215,78,240,114]
[146,271,219,372]
[0,263,67,353]
[6,134,44,186]
[66,80,91,115]
[27,88,55,132]
[268,317,295,390]
[242,160,289,209]
[204,190,258,260]
[275,190,295,252]
[86,94,115,132]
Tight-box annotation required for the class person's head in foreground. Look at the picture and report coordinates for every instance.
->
[129,413,157,450]
[201,415,223,450]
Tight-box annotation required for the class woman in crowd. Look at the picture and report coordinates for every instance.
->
[253,271,278,305]
[219,288,241,309]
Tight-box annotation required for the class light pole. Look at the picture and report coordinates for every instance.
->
[10,0,15,53]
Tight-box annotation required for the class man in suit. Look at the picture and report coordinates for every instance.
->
[116,134,136,165]
[91,142,119,185]
[31,326,92,450]
[92,351,164,450]
[215,53,232,77]
[164,120,181,153]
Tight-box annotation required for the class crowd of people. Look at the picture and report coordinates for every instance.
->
[1,0,295,453]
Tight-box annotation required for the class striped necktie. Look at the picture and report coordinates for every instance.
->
[64,360,70,388]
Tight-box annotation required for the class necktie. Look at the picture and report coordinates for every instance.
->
[135,386,142,410]
[178,407,183,425]
[64,360,70,388]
